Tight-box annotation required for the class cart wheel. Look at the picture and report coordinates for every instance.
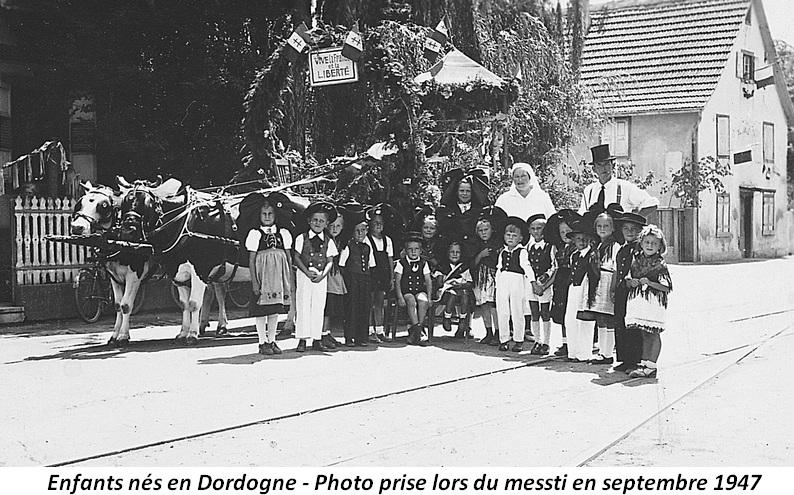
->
[131,284,147,315]
[226,281,251,308]
[171,284,184,310]
[74,268,106,323]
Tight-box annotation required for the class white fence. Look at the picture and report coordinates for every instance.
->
[14,196,88,285]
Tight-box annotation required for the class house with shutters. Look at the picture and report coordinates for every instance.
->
[568,0,794,262]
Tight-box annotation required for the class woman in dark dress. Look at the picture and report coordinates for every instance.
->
[436,168,490,263]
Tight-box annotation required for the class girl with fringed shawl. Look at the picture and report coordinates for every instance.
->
[577,204,625,365]
[436,168,490,263]
[625,225,673,379]
[433,240,475,339]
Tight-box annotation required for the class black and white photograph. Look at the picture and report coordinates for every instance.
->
[1,0,793,477]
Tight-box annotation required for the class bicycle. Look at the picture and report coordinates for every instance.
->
[73,253,147,323]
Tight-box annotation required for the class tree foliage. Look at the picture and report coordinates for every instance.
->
[11,0,305,186]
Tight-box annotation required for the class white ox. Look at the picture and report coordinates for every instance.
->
[71,178,205,345]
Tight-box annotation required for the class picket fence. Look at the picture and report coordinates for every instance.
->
[14,196,89,285]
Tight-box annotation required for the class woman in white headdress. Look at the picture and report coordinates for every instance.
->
[495,162,557,343]
[495,162,556,221]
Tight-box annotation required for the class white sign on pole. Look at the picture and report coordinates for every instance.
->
[309,47,358,87]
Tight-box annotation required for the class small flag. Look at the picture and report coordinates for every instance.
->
[755,64,775,89]
[734,150,752,164]
[284,22,311,62]
[423,18,448,60]
[341,22,363,61]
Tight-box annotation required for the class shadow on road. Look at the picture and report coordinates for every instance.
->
[7,334,259,364]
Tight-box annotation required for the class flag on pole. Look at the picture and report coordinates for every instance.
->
[755,64,775,89]
[423,18,448,60]
[514,65,523,82]
[341,21,363,61]
[284,22,311,62]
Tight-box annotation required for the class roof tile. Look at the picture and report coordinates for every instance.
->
[581,0,750,115]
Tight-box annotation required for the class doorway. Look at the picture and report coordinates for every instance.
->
[739,188,753,258]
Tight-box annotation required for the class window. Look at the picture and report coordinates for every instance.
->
[763,122,774,164]
[716,115,730,159]
[601,117,630,157]
[716,193,731,237]
[737,51,755,81]
[762,191,774,235]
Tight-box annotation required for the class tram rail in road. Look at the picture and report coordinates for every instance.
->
[46,308,794,467]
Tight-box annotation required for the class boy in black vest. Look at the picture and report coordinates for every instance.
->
[495,217,536,352]
[395,232,433,346]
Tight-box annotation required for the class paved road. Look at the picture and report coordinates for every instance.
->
[1,257,792,466]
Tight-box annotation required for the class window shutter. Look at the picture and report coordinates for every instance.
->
[736,52,741,78]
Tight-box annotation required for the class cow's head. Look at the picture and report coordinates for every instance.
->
[118,186,162,241]
[71,181,118,235]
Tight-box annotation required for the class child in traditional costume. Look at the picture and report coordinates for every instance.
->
[395,232,433,346]
[339,210,376,347]
[613,211,646,372]
[565,218,600,362]
[243,192,293,356]
[625,225,672,378]
[578,205,623,365]
[366,204,396,343]
[418,211,442,272]
[526,213,557,355]
[293,201,339,352]
[472,206,506,345]
[321,207,347,350]
[546,209,579,357]
[496,217,535,352]
[434,240,474,338]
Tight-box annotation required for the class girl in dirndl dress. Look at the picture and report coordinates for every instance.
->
[247,200,293,356]
[578,207,622,365]
[625,225,672,379]
[472,216,501,345]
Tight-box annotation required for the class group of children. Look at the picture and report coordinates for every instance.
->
[244,191,672,379]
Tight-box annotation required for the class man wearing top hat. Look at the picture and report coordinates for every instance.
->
[579,144,659,217]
